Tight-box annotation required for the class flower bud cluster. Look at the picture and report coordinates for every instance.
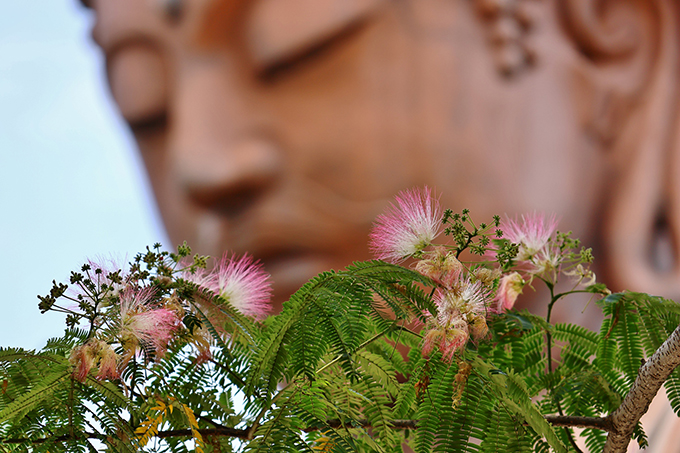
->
[43,246,272,383]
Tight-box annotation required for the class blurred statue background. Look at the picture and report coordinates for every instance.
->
[82,0,680,449]
[85,0,673,333]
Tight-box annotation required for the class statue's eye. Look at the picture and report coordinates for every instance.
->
[106,42,168,129]
[246,0,383,74]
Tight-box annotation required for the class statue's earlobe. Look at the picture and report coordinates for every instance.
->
[567,0,680,299]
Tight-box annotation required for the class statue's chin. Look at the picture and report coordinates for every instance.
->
[263,253,333,310]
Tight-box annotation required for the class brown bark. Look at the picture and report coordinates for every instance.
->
[604,324,680,452]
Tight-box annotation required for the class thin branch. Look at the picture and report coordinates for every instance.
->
[604,323,680,452]
[544,415,611,431]
[2,432,105,444]
[303,418,418,432]
[2,413,619,446]
[156,427,251,440]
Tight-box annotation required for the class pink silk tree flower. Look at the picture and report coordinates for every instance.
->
[69,343,97,383]
[119,288,180,360]
[439,318,470,362]
[502,212,558,262]
[181,265,214,291]
[95,342,120,381]
[369,187,442,263]
[422,315,469,362]
[69,339,120,382]
[501,212,562,278]
[211,253,272,319]
[458,278,490,317]
[495,272,525,312]
[182,253,272,319]
[415,247,463,288]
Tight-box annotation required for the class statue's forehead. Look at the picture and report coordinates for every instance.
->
[91,0,172,53]
[93,0,384,67]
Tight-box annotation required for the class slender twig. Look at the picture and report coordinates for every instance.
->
[302,418,418,432]
[208,358,246,388]
[2,432,105,444]
[68,378,74,439]
[544,415,611,431]
[5,413,619,446]
[545,285,583,453]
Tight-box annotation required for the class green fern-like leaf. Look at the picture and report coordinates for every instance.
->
[0,369,71,425]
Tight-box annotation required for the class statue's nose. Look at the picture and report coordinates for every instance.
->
[167,59,282,213]
[175,137,282,213]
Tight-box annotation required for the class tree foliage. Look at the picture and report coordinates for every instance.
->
[2,190,680,452]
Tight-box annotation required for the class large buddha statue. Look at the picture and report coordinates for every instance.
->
[82,0,680,450]
[83,0,679,318]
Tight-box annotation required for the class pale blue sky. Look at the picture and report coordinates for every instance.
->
[0,1,167,349]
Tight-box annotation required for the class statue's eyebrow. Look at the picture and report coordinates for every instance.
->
[246,0,384,70]
[90,2,168,56]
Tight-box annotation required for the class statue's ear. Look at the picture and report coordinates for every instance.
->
[564,0,680,297]
[246,0,384,71]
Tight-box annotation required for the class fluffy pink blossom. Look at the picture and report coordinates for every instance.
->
[213,253,272,318]
[422,314,469,362]
[458,279,489,317]
[69,343,97,382]
[66,257,130,312]
[119,287,180,359]
[495,272,525,312]
[422,275,496,361]
[69,339,121,382]
[502,212,557,261]
[414,247,462,288]
[424,289,470,360]
[185,253,272,319]
[181,265,214,290]
[96,343,120,381]
[501,212,560,276]
[369,187,442,263]
[433,278,491,322]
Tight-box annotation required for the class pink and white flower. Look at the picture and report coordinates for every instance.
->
[422,278,494,361]
[414,247,463,288]
[96,342,120,381]
[69,342,97,382]
[369,187,442,263]
[69,338,121,382]
[119,287,180,359]
[422,316,469,362]
[564,264,598,288]
[494,272,525,312]
[212,253,272,318]
[502,212,557,261]
[501,212,560,276]
[184,253,272,319]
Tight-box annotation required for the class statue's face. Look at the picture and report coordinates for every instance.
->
[91,0,607,309]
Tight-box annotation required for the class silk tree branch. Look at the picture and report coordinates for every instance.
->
[544,415,612,431]
[2,415,616,446]
[604,323,680,452]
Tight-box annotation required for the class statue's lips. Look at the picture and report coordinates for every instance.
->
[206,178,386,248]
[191,180,390,302]
[260,251,330,296]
